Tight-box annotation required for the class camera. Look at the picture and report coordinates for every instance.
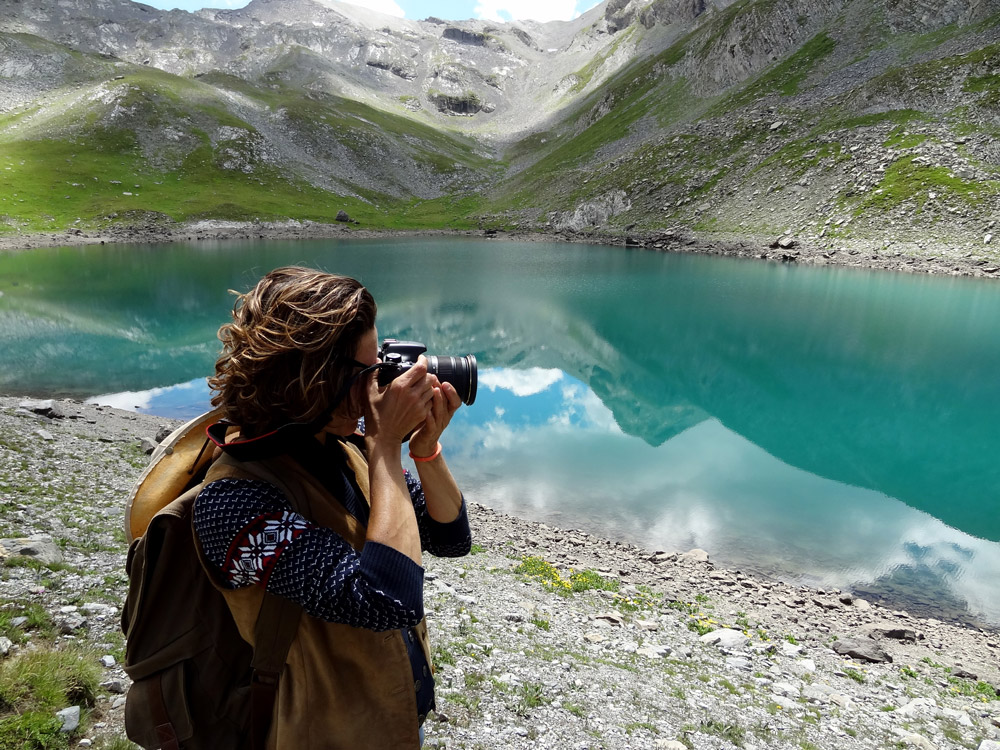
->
[377,339,478,406]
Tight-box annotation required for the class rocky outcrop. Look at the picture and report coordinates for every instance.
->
[884,0,1000,32]
[552,190,632,231]
[639,0,710,28]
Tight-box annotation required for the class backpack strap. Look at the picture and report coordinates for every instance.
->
[249,593,302,750]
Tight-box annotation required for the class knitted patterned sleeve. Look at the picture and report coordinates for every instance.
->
[193,478,424,631]
[405,470,472,557]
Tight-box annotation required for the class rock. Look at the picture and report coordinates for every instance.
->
[100,678,128,695]
[56,705,80,732]
[901,733,936,750]
[19,399,65,418]
[939,707,973,727]
[100,655,116,668]
[832,637,893,663]
[978,741,1000,750]
[778,235,796,249]
[897,697,936,717]
[154,425,173,443]
[677,548,709,563]
[655,741,687,750]
[57,612,88,634]
[0,535,63,564]
[986,233,994,245]
[636,644,671,658]
[952,667,978,680]
[594,612,624,626]
[700,628,749,650]
[0,636,12,656]
[140,437,158,454]
[335,210,351,222]
[873,627,917,643]
[36,429,56,441]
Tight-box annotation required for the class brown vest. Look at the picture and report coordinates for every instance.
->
[200,441,431,750]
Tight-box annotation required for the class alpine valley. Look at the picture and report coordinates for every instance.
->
[0,0,998,254]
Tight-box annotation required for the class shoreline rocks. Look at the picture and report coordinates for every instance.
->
[1,221,999,280]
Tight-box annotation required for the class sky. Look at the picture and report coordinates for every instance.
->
[141,0,600,23]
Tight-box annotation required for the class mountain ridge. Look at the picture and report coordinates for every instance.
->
[0,0,998,259]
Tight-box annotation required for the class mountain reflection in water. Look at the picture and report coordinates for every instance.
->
[4,238,1000,627]
[92,365,1000,628]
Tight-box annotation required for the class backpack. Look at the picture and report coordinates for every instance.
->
[120,409,302,750]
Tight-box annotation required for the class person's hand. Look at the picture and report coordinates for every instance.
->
[363,357,436,445]
[408,357,462,458]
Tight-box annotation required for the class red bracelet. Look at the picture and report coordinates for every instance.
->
[409,442,442,462]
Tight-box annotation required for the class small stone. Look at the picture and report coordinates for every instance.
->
[655,741,688,750]
[0,636,12,656]
[36,429,55,441]
[977,741,1000,750]
[100,655,116,668]
[56,705,80,732]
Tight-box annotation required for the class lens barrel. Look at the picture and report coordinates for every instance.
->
[427,354,478,406]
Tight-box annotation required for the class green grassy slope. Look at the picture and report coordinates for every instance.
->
[0,38,497,233]
[2,1,998,238]
[478,4,1000,238]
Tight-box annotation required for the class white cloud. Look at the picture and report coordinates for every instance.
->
[479,367,563,396]
[473,0,580,22]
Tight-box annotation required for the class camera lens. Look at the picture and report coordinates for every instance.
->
[427,354,478,406]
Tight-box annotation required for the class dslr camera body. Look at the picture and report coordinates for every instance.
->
[377,339,478,406]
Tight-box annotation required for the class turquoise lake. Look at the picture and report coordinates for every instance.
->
[1,237,998,628]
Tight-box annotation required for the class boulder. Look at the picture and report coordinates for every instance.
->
[832,637,892,663]
[0,535,63,565]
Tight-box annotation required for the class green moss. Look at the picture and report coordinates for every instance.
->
[849,155,992,215]
[883,127,928,149]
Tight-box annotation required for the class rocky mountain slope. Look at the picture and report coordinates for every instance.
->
[0,0,997,254]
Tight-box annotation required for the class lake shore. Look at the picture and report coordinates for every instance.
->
[1,219,999,279]
[1,395,999,749]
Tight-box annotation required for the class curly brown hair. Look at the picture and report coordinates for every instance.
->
[208,266,377,435]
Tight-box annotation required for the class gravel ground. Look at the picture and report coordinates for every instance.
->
[1,396,999,750]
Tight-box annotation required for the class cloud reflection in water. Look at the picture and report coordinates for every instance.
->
[449,367,1000,628]
[92,367,1000,627]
